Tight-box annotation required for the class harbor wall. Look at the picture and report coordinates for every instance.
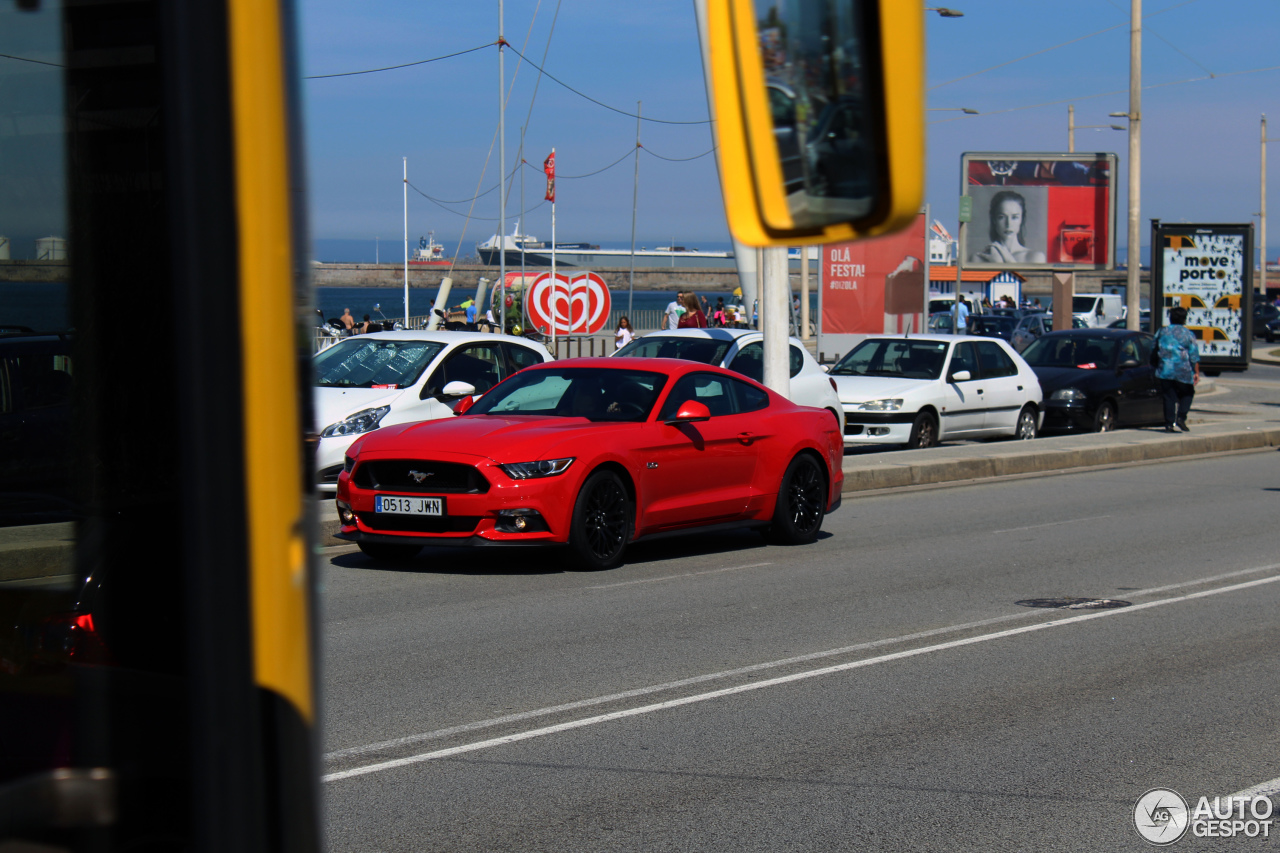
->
[0,260,68,282]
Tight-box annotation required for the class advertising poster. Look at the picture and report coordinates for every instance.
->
[1151,223,1253,368]
[961,153,1116,271]
[819,212,927,356]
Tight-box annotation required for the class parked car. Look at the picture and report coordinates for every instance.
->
[928,311,956,333]
[1072,293,1124,328]
[827,334,1042,449]
[313,331,553,493]
[611,328,844,431]
[965,314,1017,341]
[1253,303,1280,331]
[1019,329,1162,432]
[1260,315,1280,343]
[335,359,845,569]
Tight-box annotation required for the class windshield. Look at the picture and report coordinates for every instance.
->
[967,316,1015,337]
[1072,296,1101,313]
[1021,336,1117,369]
[314,338,445,388]
[830,339,949,380]
[613,335,733,365]
[468,367,668,422]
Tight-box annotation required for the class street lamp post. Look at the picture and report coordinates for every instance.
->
[1067,104,1125,153]
[926,7,964,16]
[1110,0,1142,332]
[927,107,978,115]
[1262,115,1279,293]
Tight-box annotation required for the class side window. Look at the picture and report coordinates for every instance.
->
[789,345,804,378]
[730,377,770,414]
[1134,336,1154,364]
[659,373,734,419]
[728,342,764,383]
[948,342,979,380]
[503,342,543,373]
[974,341,1017,378]
[1119,337,1141,364]
[427,344,504,397]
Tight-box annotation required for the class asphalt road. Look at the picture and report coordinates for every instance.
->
[320,450,1280,852]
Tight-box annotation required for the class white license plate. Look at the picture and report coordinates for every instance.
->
[375,495,444,516]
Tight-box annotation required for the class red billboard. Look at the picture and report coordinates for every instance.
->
[961,153,1117,270]
[820,212,927,336]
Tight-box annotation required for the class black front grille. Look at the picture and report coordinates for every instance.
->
[353,460,489,494]
[357,513,482,534]
[318,464,344,484]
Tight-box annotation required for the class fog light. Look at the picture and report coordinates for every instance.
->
[337,500,355,526]
[868,427,890,436]
[496,508,547,533]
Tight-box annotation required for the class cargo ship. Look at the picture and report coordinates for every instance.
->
[408,232,453,266]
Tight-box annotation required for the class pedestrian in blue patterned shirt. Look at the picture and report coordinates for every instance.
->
[1153,306,1200,432]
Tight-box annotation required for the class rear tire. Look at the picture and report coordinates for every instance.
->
[1014,405,1038,440]
[358,541,421,562]
[767,454,827,545]
[907,411,938,449]
[568,470,632,571]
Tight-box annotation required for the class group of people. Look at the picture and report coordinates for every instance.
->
[664,291,710,330]
[333,307,383,335]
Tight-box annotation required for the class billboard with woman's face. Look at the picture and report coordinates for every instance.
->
[961,153,1117,271]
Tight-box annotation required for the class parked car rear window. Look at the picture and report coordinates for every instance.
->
[614,335,733,365]
[469,367,667,422]
[314,339,445,388]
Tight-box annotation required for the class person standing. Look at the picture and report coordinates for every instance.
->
[1153,305,1200,432]
[665,291,684,330]
[614,316,634,350]
[955,297,970,333]
[340,307,355,332]
[677,293,708,328]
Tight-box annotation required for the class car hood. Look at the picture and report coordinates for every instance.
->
[829,375,930,402]
[354,415,641,463]
[314,386,404,430]
[1031,366,1111,393]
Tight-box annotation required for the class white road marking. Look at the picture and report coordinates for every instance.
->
[1230,777,1280,800]
[992,515,1113,535]
[324,568,1280,783]
[588,562,773,589]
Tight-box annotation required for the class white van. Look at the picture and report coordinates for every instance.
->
[1072,293,1123,328]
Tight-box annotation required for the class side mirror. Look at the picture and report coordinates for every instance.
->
[949,370,971,382]
[665,400,711,425]
[440,380,476,400]
[820,364,831,373]
[452,395,476,415]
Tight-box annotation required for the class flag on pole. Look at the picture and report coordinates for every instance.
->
[543,150,556,203]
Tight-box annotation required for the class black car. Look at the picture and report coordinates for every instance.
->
[1019,329,1163,432]
[965,314,1017,341]
[1259,312,1280,343]
[1253,303,1280,337]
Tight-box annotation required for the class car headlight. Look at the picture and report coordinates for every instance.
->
[856,398,904,412]
[1049,388,1086,402]
[320,405,391,438]
[498,458,575,480]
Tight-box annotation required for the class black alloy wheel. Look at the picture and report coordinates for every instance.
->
[1093,401,1117,433]
[568,470,632,570]
[907,411,938,449]
[768,454,826,545]
[358,541,422,562]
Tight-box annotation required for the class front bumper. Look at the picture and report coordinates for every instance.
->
[1040,401,1095,432]
[336,452,576,546]
[840,410,916,446]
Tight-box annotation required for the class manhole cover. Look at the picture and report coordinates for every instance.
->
[1015,597,1131,610]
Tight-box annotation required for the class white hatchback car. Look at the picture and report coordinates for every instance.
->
[829,334,1041,448]
[611,328,844,430]
[313,331,552,492]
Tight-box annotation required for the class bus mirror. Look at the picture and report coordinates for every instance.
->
[699,0,923,247]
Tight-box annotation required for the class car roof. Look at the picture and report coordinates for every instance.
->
[524,356,749,380]
[355,330,541,345]
[629,328,813,347]
[1038,328,1150,340]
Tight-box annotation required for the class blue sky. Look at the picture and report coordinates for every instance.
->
[299,0,1280,263]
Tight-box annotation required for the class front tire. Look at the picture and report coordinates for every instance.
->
[358,541,421,562]
[568,470,632,571]
[1014,405,1038,440]
[907,411,938,449]
[767,454,827,545]
[1093,401,1117,433]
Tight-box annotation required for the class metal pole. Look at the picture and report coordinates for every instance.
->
[1068,104,1075,153]
[519,126,526,334]
[953,221,965,332]
[762,247,790,398]
[1263,114,1268,291]
[628,101,641,317]
[800,245,811,340]
[551,192,556,355]
[403,157,409,326]
[1125,0,1142,331]
[498,0,506,334]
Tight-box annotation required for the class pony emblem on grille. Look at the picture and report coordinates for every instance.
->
[409,470,434,483]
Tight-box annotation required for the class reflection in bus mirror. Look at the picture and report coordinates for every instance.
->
[700,0,924,247]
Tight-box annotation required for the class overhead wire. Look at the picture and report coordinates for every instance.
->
[304,43,493,79]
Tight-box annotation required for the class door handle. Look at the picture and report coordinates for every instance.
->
[738,432,755,445]
[976,389,984,394]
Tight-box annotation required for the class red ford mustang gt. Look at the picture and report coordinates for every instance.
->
[335,358,844,570]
